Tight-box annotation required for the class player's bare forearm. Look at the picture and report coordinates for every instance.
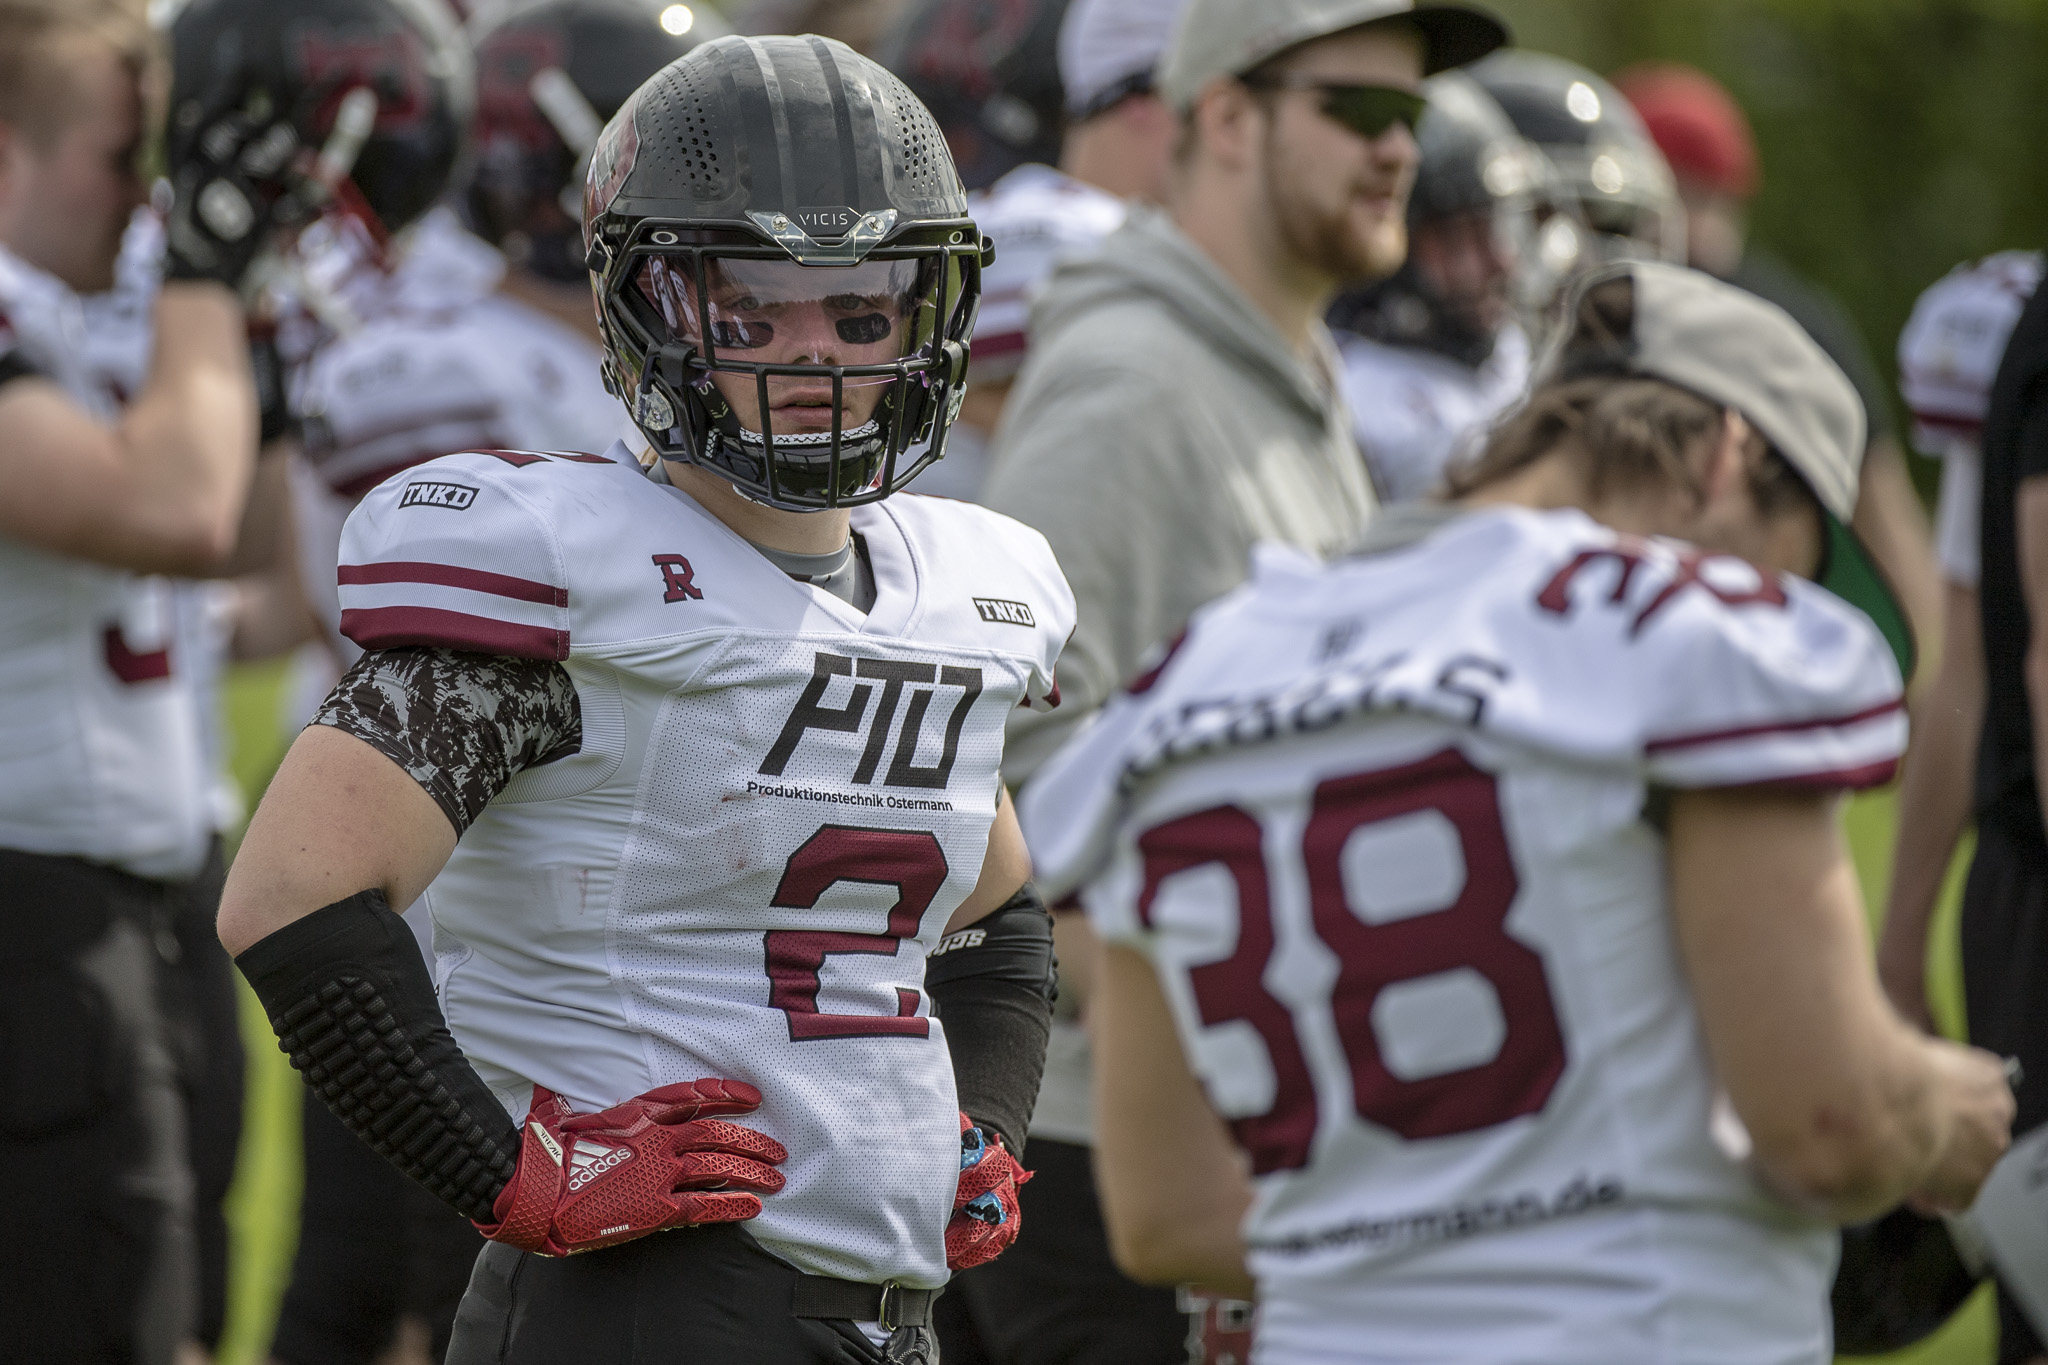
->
[218,724,457,956]
[1093,941,1255,1295]
[0,280,257,574]
[1669,785,2010,1221]
[1879,582,1984,1027]
[943,788,1033,934]
[1852,438,1942,691]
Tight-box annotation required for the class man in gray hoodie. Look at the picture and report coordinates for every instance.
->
[973,0,1507,1360]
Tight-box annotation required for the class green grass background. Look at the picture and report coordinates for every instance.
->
[204,660,2002,1364]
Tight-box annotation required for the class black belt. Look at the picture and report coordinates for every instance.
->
[791,1274,938,1330]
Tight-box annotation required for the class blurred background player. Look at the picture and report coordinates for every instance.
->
[251,3,697,1362]
[0,0,313,1356]
[876,0,1068,192]
[1879,251,2044,1032]
[977,0,1506,1360]
[1026,260,2015,1364]
[1470,49,1683,268]
[886,0,1185,501]
[1942,240,2048,1365]
[1327,70,1551,504]
[1616,59,1941,687]
[1823,251,2044,1363]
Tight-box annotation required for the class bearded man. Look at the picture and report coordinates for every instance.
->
[974,2,1506,1360]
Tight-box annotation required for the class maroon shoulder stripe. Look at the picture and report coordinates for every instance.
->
[338,560,567,607]
[1765,758,1901,791]
[340,606,569,661]
[1644,697,1903,755]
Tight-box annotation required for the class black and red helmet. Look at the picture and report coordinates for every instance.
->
[166,0,475,239]
[466,0,702,281]
[584,33,987,510]
[874,0,1070,191]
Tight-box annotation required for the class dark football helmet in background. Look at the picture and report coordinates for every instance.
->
[466,0,707,282]
[1471,49,1685,268]
[1330,71,1564,366]
[167,0,475,242]
[584,33,987,509]
[872,0,1070,191]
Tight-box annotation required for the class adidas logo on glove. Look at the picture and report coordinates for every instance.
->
[567,1137,633,1192]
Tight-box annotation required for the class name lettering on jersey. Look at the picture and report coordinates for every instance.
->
[1535,542,1787,635]
[652,553,704,602]
[1119,649,1513,792]
[759,652,984,790]
[399,480,479,511]
[972,597,1036,628]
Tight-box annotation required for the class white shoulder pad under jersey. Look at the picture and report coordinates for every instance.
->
[1898,250,2043,459]
[337,453,1070,699]
[1024,505,1904,901]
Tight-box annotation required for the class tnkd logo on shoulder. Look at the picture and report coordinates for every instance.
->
[973,597,1035,627]
[400,480,478,510]
[761,651,982,789]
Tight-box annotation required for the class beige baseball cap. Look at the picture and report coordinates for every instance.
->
[1550,259,1914,676]
[1157,0,1508,111]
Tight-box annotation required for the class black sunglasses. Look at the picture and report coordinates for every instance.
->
[1239,75,1428,140]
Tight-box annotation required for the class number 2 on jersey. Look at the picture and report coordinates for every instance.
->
[1136,748,1565,1174]
[764,825,947,1040]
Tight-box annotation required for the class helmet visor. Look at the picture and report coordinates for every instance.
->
[636,253,930,386]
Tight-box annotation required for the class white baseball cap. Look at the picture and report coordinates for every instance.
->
[1059,0,1190,119]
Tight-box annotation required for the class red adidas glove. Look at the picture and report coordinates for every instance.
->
[476,1079,786,1256]
[946,1112,1030,1269]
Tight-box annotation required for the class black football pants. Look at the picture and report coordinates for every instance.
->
[445,1224,936,1365]
[271,1090,483,1365]
[1960,821,2048,1363]
[0,848,196,1365]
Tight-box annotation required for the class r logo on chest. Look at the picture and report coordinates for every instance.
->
[652,554,704,602]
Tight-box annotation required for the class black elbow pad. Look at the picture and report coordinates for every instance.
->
[927,883,1057,1157]
[234,889,520,1221]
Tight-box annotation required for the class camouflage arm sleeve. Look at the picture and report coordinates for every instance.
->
[311,647,583,835]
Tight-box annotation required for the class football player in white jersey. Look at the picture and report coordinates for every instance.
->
[1878,250,2046,1029]
[1020,261,2015,1364]
[1330,71,1548,505]
[219,35,1073,1365]
[0,0,352,1356]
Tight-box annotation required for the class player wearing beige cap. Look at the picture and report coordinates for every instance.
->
[980,0,1504,1360]
[1023,262,2013,1362]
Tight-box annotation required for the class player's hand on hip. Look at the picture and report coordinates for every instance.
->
[476,1079,787,1256]
[1908,1042,2016,1214]
[946,1112,1030,1270]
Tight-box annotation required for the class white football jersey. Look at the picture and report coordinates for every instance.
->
[337,444,1073,1288]
[1897,251,2044,586]
[1022,506,1906,1364]
[0,242,213,879]
[1338,325,1531,506]
[289,209,635,657]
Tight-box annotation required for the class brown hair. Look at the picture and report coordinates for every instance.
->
[1447,276,1820,523]
[0,0,157,148]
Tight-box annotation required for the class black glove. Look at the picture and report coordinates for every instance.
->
[164,100,311,289]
